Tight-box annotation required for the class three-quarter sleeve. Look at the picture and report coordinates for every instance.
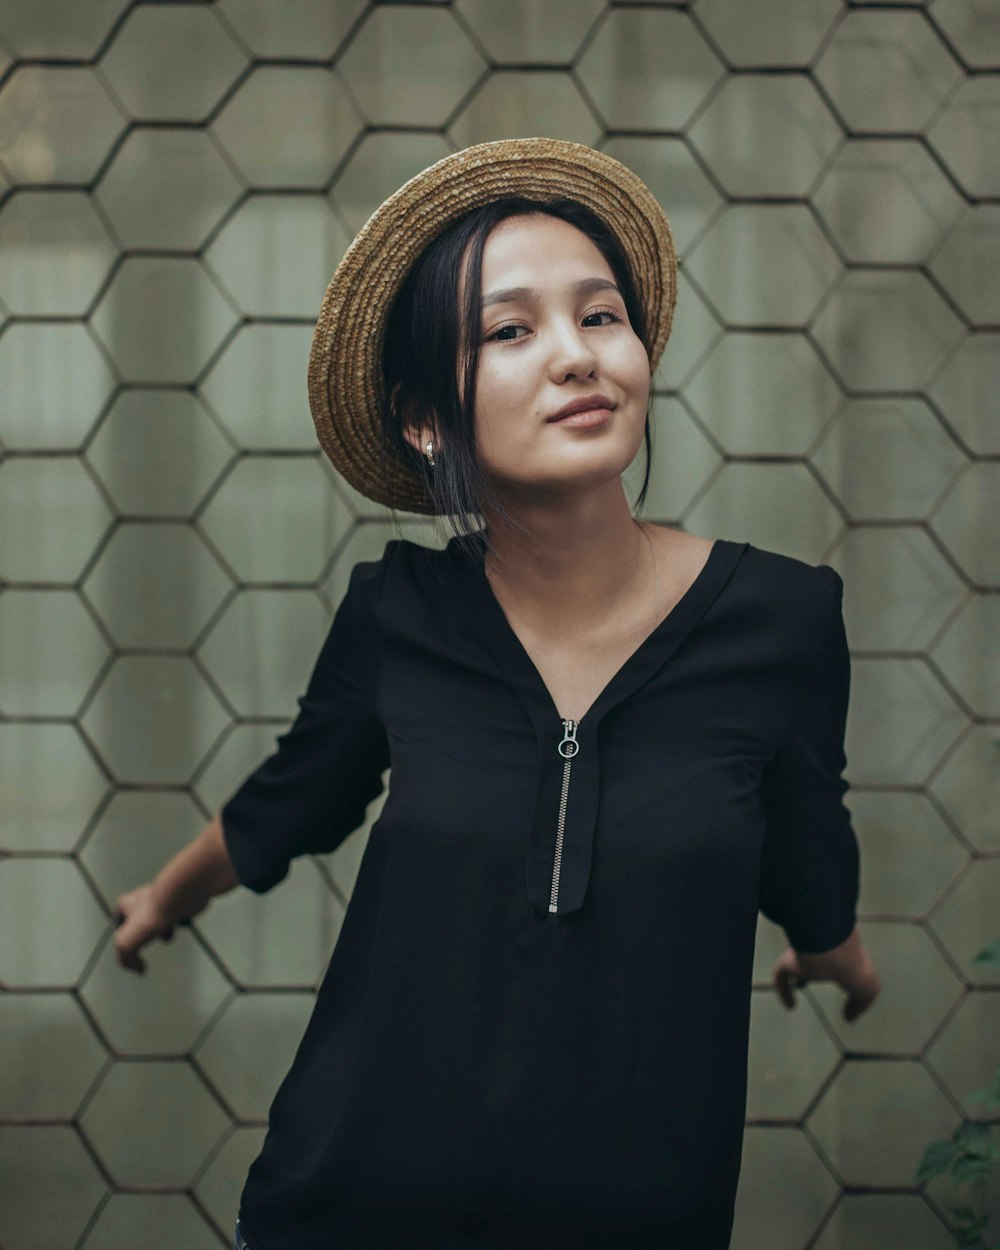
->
[220,557,390,894]
[758,566,860,954]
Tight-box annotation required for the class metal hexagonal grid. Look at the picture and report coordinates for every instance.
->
[0,2,995,1246]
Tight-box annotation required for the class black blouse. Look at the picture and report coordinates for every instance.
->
[221,532,859,1250]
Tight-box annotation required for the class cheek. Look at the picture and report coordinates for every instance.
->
[617,336,653,399]
[473,360,536,445]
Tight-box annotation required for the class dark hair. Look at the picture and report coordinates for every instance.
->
[380,196,655,548]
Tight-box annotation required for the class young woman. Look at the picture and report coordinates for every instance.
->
[115,139,881,1250]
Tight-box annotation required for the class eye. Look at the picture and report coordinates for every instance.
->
[484,321,529,343]
[582,306,623,328]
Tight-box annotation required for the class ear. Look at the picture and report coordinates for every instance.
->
[401,405,442,457]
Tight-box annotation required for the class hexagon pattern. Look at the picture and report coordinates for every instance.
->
[80,929,232,1057]
[577,9,724,131]
[99,5,248,122]
[0,858,108,988]
[211,67,362,188]
[927,75,1000,197]
[813,140,963,265]
[0,0,126,59]
[83,522,232,649]
[812,271,964,392]
[194,991,314,1118]
[87,390,235,518]
[0,322,116,450]
[0,66,126,184]
[0,722,108,853]
[0,588,110,715]
[815,10,962,132]
[81,1193,221,1250]
[456,0,603,64]
[450,71,601,148]
[0,1125,107,1249]
[81,654,231,784]
[813,399,964,523]
[80,1060,229,1187]
[204,194,351,317]
[215,0,366,60]
[0,190,116,315]
[199,323,318,450]
[929,726,1000,853]
[92,257,238,384]
[331,132,453,234]
[0,993,107,1118]
[806,1059,956,1187]
[95,127,243,251]
[2,7,997,1248]
[689,75,840,197]
[198,589,330,716]
[697,0,839,67]
[339,7,486,126]
[826,527,966,651]
[685,204,841,326]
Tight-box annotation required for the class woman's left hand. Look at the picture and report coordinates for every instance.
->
[773,925,881,1022]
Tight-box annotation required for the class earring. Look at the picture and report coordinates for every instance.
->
[424,440,436,468]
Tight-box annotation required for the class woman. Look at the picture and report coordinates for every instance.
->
[115,139,881,1249]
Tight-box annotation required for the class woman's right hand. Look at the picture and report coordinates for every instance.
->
[113,884,183,975]
[112,814,240,975]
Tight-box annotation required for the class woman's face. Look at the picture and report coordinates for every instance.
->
[467,213,651,506]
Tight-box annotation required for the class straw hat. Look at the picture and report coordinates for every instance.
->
[307,137,677,516]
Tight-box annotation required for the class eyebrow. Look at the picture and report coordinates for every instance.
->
[481,276,622,309]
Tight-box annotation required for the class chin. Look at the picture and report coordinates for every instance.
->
[484,430,646,498]
[500,464,640,505]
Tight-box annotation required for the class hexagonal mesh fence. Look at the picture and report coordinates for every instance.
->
[0,1,997,1247]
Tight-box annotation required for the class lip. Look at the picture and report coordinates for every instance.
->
[545,394,616,424]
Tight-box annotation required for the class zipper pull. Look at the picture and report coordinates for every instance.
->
[549,719,580,914]
[558,719,580,759]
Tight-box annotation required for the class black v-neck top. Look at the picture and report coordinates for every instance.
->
[221,533,859,1250]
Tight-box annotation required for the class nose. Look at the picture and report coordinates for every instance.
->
[546,317,598,383]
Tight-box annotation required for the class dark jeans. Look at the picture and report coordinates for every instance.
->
[232,1222,249,1250]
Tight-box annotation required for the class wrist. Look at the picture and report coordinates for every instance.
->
[149,871,206,925]
[796,926,868,979]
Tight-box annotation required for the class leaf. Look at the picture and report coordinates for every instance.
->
[955,1233,988,1250]
[958,1122,994,1153]
[953,1155,992,1183]
[972,937,1000,967]
[917,1140,960,1181]
[964,1069,1000,1110]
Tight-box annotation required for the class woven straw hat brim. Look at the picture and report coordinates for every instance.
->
[307,137,678,517]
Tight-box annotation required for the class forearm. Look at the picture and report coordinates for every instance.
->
[150,813,240,922]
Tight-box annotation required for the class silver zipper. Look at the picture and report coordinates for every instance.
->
[549,718,580,914]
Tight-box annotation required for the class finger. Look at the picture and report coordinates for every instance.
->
[776,971,795,1009]
[116,942,146,975]
[114,921,147,967]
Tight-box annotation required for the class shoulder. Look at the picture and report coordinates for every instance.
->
[740,542,840,600]
[644,525,841,617]
[741,542,842,606]
[342,532,477,618]
[658,528,844,668]
[739,542,844,663]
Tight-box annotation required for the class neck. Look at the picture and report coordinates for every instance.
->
[481,483,657,631]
